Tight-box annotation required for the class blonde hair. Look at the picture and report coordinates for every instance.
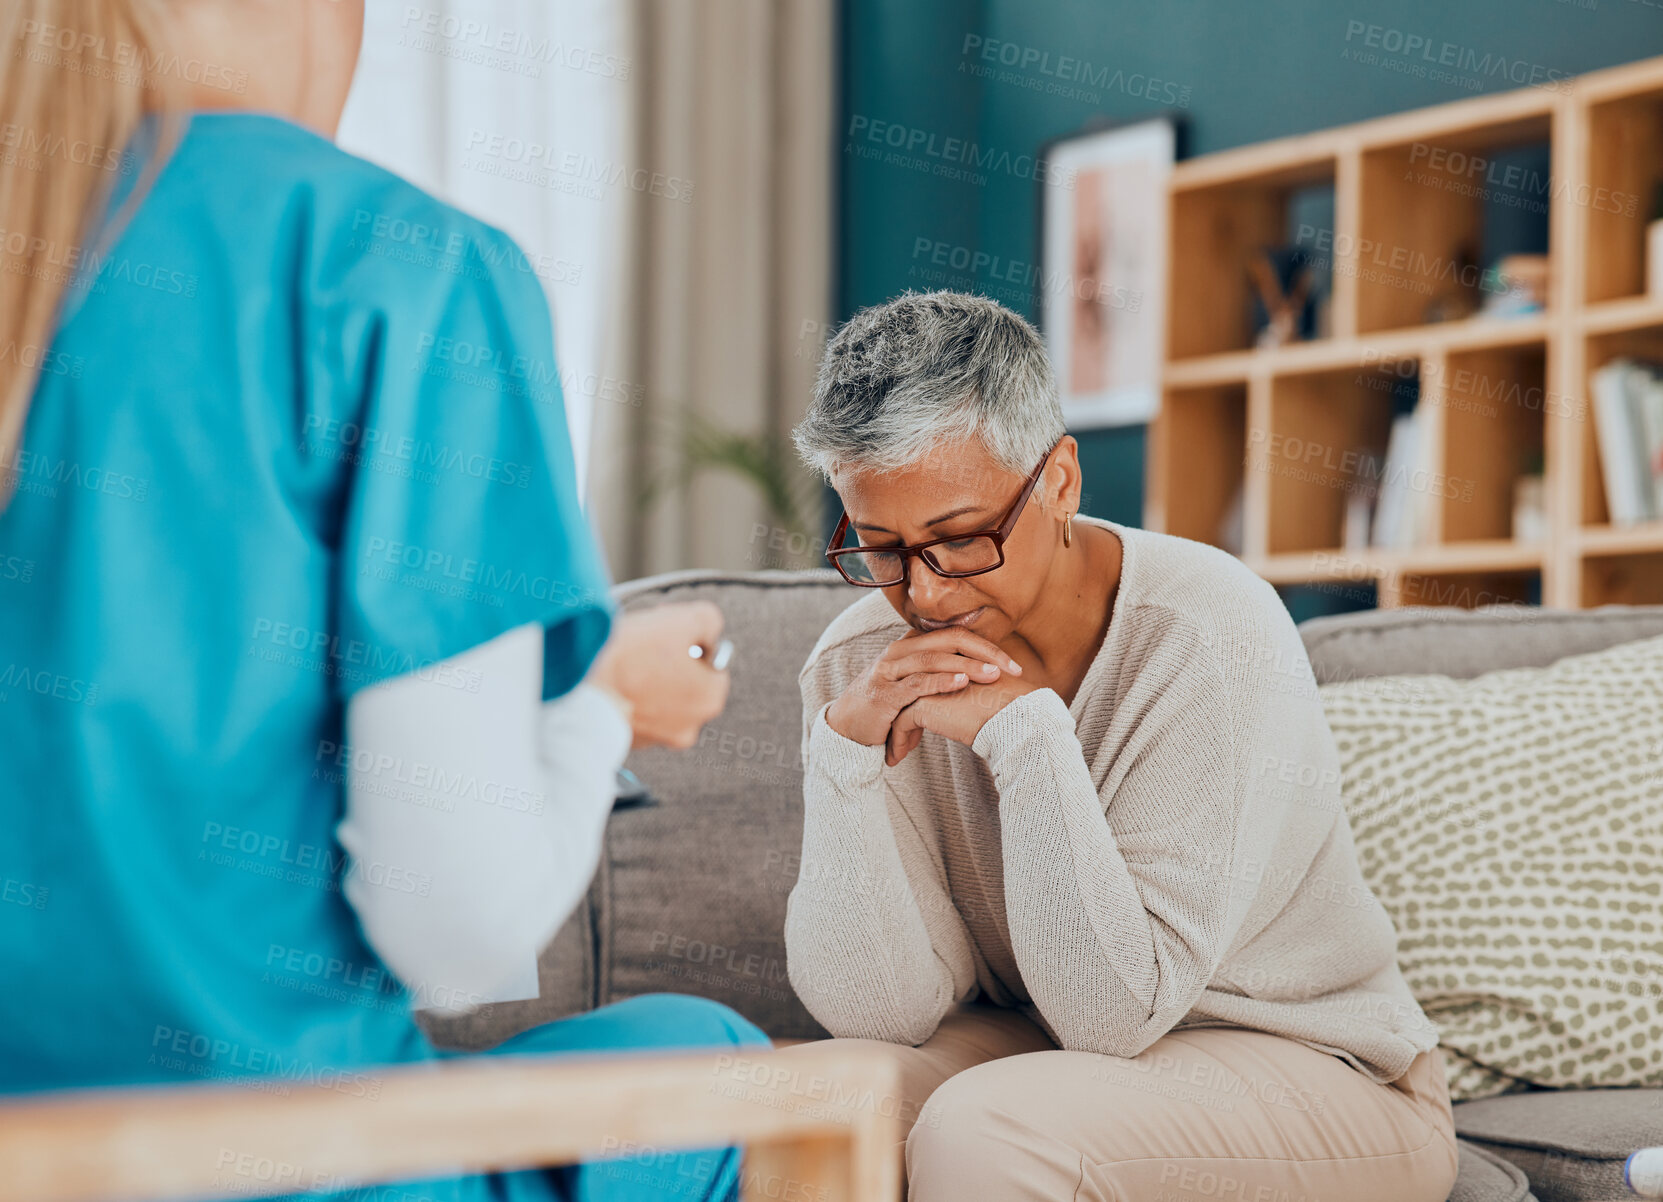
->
[0,0,177,504]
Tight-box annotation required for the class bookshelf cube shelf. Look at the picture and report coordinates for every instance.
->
[1578,317,1663,530]
[1356,114,1554,335]
[1433,342,1548,544]
[1567,302,1663,607]
[1147,382,1247,548]
[1584,85,1663,305]
[1149,56,1663,611]
[1581,550,1663,605]
[1262,361,1404,556]
[1168,157,1337,359]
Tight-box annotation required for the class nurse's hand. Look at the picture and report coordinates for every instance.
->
[588,602,730,750]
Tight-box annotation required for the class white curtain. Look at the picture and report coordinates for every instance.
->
[338,0,835,579]
[586,0,835,579]
[337,0,630,495]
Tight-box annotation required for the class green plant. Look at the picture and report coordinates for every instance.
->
[640,409,822,557]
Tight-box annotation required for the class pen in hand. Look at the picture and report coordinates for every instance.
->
[688,638,735,672]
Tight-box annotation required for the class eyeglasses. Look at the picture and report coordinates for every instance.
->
[824,446,1055,588]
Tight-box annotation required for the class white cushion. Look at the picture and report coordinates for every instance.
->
[1320,633,1663,1101]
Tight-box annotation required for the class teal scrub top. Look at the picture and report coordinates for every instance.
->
[0,112,613,1116]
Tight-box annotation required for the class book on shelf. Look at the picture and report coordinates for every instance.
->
[1590,358,1663,526]
[1645,375,1663,519]
[1216,482,1245,557]
[1370,413,1431,550]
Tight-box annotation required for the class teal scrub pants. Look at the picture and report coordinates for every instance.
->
[480,993,771,1202]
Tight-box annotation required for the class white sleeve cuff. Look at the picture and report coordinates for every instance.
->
[540,681,632,776]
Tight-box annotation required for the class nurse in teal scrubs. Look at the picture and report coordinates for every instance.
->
[0,2,765,1199]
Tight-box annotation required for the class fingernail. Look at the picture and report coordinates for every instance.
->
[1007,660,1022,674]
[954,673,967,684]
[978,663,998,676]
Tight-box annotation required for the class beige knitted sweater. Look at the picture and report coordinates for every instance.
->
[784,519,1439,1084]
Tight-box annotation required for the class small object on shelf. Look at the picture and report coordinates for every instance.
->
[1342,491,1374,552]
[1312,289,1334,340]
[1590,358,1663,526]
[1248,246,1319,349]
[1512,475,1547,543]
[1649,183,1663,301]
[1480,253,1550,319]
[1216,482,1245,557]
[1422,243,1482,324]
[1342,451,1383,551]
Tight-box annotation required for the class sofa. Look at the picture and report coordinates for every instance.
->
[422,569,1663,1202]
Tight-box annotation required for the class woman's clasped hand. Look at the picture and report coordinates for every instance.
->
[825,626,1035,766]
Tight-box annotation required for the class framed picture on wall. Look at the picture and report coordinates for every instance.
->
[1039,116,1181,428]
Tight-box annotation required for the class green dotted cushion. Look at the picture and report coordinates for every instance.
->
[1320,632,1663,1102]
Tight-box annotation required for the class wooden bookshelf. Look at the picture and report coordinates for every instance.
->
[1147,56,1663,610]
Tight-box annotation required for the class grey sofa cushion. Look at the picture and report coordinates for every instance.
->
[1302,605,1663,684]
[1451,1140,1538,1202]
[1454,1091,1663,1202]
[601,571,852,1040]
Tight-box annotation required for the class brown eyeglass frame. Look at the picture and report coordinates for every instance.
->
[824,445,1055,587]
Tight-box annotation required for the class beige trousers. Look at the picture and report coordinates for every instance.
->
[786,1005,1459,1202]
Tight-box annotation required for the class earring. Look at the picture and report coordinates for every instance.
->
[1064,512,1074,548]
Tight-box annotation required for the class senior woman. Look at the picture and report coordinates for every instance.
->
[783,291,1458,1202]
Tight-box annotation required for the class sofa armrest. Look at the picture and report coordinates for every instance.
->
[0,1045,900,1202]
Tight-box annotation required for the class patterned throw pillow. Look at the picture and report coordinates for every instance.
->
[1320,633,1663,1101]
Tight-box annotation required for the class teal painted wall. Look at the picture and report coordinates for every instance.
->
[838,0,1663,530]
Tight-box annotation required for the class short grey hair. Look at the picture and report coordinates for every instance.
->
[793,291,1065,480]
